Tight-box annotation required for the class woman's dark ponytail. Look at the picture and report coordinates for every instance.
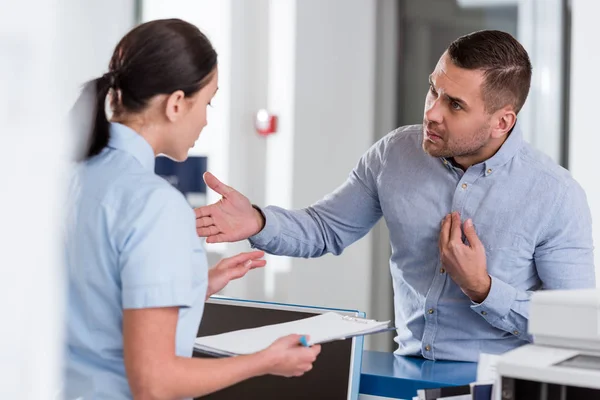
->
[85,72,115,160]
[84,73,114,160]
[70,73,114,162]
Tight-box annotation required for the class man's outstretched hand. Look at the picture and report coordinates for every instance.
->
[195,172,265,243]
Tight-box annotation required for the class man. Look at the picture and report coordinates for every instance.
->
[195,30,595,362]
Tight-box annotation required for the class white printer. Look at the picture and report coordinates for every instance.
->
[496,289,600,399]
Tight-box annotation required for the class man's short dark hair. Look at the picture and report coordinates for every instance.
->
[447,30,532,114]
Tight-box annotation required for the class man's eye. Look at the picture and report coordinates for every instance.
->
[451,101,462,110]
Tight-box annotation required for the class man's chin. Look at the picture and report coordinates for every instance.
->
[422,141,445,158]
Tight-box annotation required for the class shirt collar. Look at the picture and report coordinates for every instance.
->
[107,122,155,172]
[483,119,523,171]
[439,119,523,174]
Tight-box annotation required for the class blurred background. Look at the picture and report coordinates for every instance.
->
[2,0,598,397]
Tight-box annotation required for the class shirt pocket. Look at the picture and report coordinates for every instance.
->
[474,223,521,250]
[474,223,528,284]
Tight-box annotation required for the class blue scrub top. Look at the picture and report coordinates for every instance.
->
[63,122,208,399]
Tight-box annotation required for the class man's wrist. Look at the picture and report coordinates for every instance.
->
[465,274,492,303]
[251,205,266,235]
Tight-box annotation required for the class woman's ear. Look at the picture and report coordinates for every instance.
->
[165,90,186,122]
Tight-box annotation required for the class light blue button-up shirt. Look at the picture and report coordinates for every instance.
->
[250,122,595,362]
[63,123,208,399]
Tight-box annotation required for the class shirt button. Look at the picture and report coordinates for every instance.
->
[513,330,519,335]
[461,183,468,189]
[481,311,487,316]
[487,168,492,174]
[440,268,446,274]
[424,345,431,351]
[428,308,434,314]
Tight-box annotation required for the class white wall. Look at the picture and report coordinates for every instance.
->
[58,0,135,114]
[221,0,272,297]
[271,0,377,315]
[0,1,134,398]
[569,0,600,283]
[0,2,64,396]
[260,0,298,295]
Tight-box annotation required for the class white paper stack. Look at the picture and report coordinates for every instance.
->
[194,311,391,357]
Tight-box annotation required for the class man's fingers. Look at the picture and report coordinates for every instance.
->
[196,226,220,238]
[463,219,483,249]
[203,172,234,196]
[195,216,213,228]
[206,234,228,244]
[439,214,451,249]
[450,212,462,243]
[194,204,214,219]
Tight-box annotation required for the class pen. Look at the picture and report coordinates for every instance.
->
[299,335,309,347]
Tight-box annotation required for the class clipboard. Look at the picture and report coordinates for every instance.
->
[194,311,393,357]
[317,325,397,345]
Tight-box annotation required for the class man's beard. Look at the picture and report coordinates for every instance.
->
[422,122,490,159]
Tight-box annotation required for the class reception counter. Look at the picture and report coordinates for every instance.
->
[359,351,477,399]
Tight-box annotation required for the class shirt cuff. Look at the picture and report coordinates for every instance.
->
[248,206,280,248]
[470,275,517,323]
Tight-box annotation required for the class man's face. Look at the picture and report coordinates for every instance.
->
[422,53,492,159]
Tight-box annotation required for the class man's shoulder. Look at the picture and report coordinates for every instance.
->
[373,124,422,154]
[517,142,581,193]
[363,124,423,166]
[519,143,570,180]
[385,124,423,144]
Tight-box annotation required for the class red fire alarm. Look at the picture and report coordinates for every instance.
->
[255,109,278,136]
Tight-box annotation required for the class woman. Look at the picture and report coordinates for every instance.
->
[63,19,320,399]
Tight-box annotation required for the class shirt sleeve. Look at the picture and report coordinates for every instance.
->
[249,134,388,257]
[471,178,595,340]
[117,187,205,309]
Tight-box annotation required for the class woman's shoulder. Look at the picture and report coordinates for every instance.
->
[76,149,188,217]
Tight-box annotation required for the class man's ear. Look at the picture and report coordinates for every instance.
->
[165,90,186,122]
[490,107,517,139]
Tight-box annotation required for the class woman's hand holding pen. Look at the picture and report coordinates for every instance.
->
[206,251,266,299]
[259,335,322,377]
